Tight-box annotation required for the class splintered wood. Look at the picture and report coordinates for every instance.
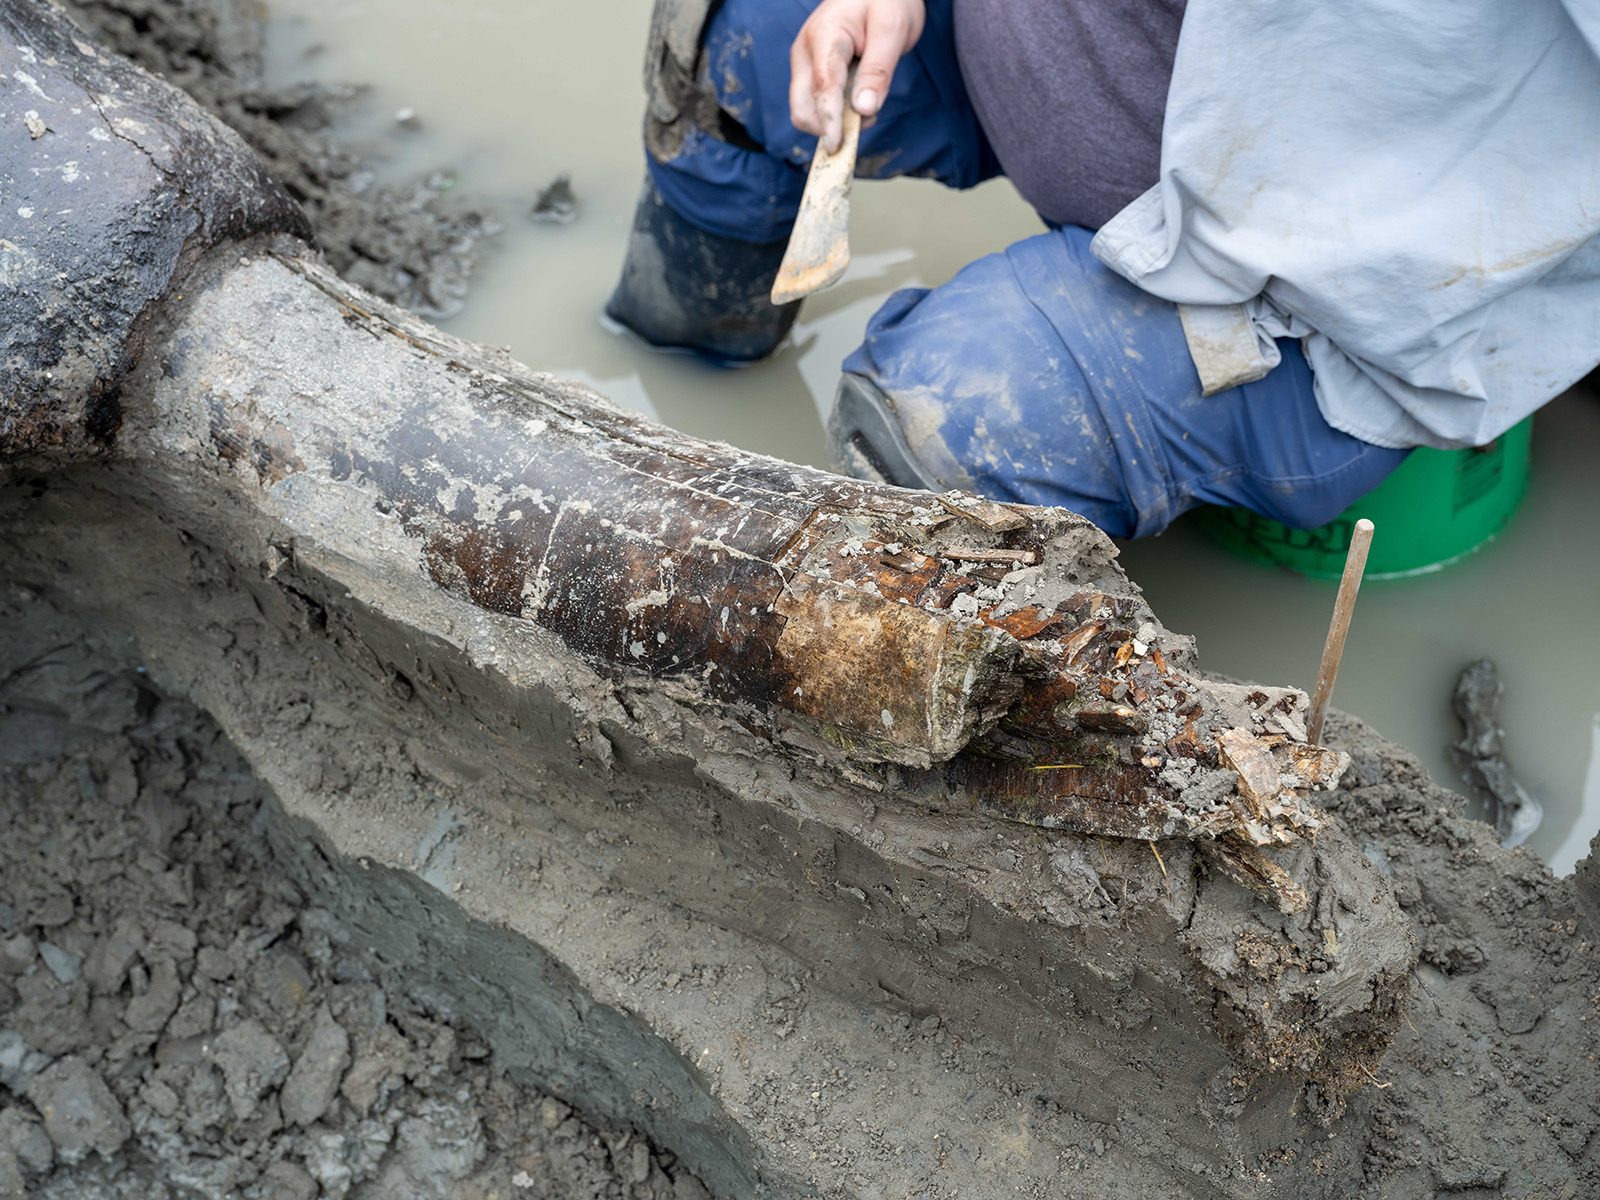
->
[940,547,1040,565]
[935,492,1029,532]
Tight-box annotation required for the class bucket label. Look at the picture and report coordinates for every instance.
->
[1452,439,1504,515]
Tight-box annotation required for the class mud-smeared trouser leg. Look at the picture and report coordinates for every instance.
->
[828,225,1410,538]
[606,177,803,365]
[609,0,998,364]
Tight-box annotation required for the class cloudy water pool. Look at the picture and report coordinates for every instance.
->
[263,0,1600,873]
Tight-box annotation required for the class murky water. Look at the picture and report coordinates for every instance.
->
[1119,393,1600,874]
[263,0,1600,873]
[262,0,1043,464]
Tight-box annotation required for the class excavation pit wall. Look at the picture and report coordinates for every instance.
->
[0,595,721,1200]
[0,448,1389,1199]
[7,435,1600,1199]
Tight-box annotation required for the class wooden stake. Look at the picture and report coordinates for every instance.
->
[1306,519,1374,747]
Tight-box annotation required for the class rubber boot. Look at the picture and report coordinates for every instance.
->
[825,372,946,491]
[604,177,801,365]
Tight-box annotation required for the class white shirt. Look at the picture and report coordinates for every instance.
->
[1091,0,1600,449]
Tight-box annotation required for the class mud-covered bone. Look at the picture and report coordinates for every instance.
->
[0,0,1344,899]
[0,0,310,462]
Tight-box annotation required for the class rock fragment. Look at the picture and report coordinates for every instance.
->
[378,1098,486,1193]
[181,1065,231,1136]
[166,993,216,1040]
[0,935,34,977]
[25,1058,130,1164]
[36,942,81,984]
[261,1159,319,1200]
[341,1050,397,1117]
[195,945,232,981]
[147,919,198,963]
[281,1004,351,1126]
[139,1078,180,1119]
[8,970,89,1056]
[0,1032,50,1092]
[210,1019,291,1120]
[82,919,144,993]
[0,1106,52,1175]
[124,958,181,1033]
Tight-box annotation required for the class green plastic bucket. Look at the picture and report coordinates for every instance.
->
[1196,417,1533,580]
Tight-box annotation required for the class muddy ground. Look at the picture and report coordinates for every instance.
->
[10,2,1600,1197]
[4,559,1600,1198]
[58,0,498,318]
[0,588,710,1200]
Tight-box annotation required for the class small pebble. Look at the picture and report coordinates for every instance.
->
[529,172,577,224]
[37,942,81,984]
[0,935,36,977]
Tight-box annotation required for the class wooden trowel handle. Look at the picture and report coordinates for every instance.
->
[770,105,862,306]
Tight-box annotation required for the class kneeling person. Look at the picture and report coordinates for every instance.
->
[608,0,1597,539]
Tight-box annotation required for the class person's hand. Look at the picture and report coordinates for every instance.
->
[790,0,925,154]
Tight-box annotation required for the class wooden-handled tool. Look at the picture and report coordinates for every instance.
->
[1306,518,1375,747]
[770,103,862,305]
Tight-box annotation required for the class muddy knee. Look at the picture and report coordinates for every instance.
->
[826,373,963,491]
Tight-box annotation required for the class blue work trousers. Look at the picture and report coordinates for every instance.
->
[647,0,1408,537]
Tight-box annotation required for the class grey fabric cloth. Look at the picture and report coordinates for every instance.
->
[953,0,1186,231]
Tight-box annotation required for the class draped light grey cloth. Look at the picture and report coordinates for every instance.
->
[1092,0,1600,449]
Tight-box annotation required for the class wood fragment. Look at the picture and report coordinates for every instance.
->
[980,605,1059,640]
[1271,742,1347,791]
[1307,519,1374,746]
[1076,706,1148,735]
[1059,623,1103,664]
[1218,728,1283,816]
[940,547,1039,565]
[935,492,1029,532]
[1201,839,1310,914]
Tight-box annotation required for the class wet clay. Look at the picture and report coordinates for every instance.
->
[4,500,1600,1197]
[1451,659,1543,848]
[4,2,1600,1196]
[0,590,713,1200]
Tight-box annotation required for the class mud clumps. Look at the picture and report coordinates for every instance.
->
[0,596,707,1200]
[60,0,498,318]
[1315,710,1600,1196]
